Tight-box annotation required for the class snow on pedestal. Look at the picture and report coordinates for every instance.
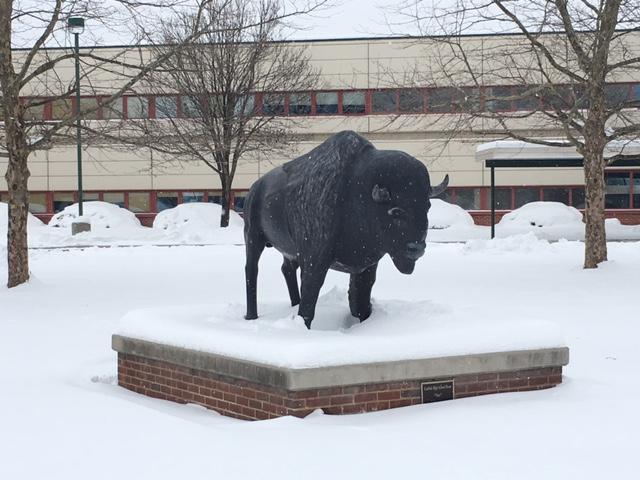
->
[113,288,569,420]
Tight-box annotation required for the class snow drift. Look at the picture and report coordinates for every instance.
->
[48,201,142,229]
[0,202,45,234]
[499,201,583,228]
[428,199,475,229]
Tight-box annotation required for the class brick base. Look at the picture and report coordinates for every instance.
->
[118,353,563,421]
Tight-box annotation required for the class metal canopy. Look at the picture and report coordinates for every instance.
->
[483,156,640,238]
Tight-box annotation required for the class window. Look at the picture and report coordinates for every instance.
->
[512,86,538,111]
[491,188,512,209]
[605,172,631,208]
[399,89,424,113]
[289,93,311,115]
[515,187,540,208]
[127,96,148,119]
[234,95,255,116]
[103,98,124,119]
[427,88,465,113]
[542,187,570,205]
[24,100,45,121]
[343,91,365,114]
[605,84,629,108]
[29,193,47,214]
[487,86,512,112]
[541,86,572,110]
[263,94,285,115]
[207,192,222,204]
[455,188,481,210]
[634,174,640,208]
[129,192,150,212]
[372,90,397,113]
[0,192,8,203]
[103,192,125,207]
[182,191,204,203]
[316,92,338,114]
[79,98,100,120]
[51,99,73,120]
[572,187,585,208]
[182,96,201,118]
[53,192,74,212]
[234,194,247,212]
[157,191,178,211]
[156,96,178,118]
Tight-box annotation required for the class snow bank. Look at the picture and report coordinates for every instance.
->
[0,202,45,234]
[152,203,244,244]
[48,201,142,229]
[499,201,583,228]
[428,199,475,229]
[116,287,565,369]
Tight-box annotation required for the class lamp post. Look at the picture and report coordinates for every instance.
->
[67,17,90,234]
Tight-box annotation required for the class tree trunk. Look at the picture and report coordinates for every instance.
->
[582,141,607,269]
[220,178,231,228]
[5,147,31,287]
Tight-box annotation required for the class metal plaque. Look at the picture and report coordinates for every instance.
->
[421,380,454,403]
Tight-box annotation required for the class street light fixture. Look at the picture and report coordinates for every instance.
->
[67,16,90,234]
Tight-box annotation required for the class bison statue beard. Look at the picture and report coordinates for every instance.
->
[243,130,448,329]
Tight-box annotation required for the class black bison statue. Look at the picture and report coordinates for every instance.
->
[244,130,448,329]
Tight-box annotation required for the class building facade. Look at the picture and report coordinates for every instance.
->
[2,36,640,225]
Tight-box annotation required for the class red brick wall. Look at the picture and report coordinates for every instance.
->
[118,353,563,421]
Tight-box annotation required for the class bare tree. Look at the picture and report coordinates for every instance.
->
[391,0,640,268]
[0,0,325,287]
[127,0,318,227]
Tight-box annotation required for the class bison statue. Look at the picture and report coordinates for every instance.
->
[244,130,448,329]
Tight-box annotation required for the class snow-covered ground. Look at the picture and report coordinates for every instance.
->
[1,235,639,479]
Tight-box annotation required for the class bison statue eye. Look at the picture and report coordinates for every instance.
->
[388,207,407,218]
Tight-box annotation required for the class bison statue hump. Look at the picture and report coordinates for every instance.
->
[244,130,448,329]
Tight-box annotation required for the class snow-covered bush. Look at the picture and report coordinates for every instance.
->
[152,202,243,234]
[428,199,475,229]
[48,201,142,229]
[0,202,45,233]
[498,201,583,228]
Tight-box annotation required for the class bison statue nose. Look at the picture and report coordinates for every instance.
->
[405,241,426,260]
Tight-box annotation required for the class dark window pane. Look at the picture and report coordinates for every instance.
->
[512,86,538,111]
[542,188,570,204]
[572,187,585,208]
[399,89,424,113]
[455,188,481,210]
[79,98,100,120]
[234,195,247,212]
[29,193,47,214]
[156,96,178,118]
[316,92,338,114]
[182,191,204,203]
[372,90,397,113]
[25,100,45,121]
[233,95,255,117]
[515,187,540,208]
[103,98,124,119]
[182,96,201,118]
[541,86,572,110]
[207,192,222,204]
[263,94,285,115]
[491,188,512,209]
[432,188,455,203]
[157,192,178,211]
[343,91,365,114]
[631,84,640,103]
[634,174,640,208]
[129,192,150,213]
[0,192,9,203]
[53,192,74,212]
[428,88,454,113]
[487,86,512,112]
[605,84,629,109]
[127,97,148,119]
[289,93,311,115]
[605,172,631,208]
[103,192,125,207]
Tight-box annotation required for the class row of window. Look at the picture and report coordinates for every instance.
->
[16,82,640,121]
[2,172,638,216]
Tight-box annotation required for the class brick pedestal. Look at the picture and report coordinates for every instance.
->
[113,335,568,421]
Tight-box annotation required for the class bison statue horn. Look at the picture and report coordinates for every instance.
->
[243,130,449,329]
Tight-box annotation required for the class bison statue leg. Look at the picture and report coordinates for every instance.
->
[298,263,331,329]
[281,258,300,307]
[244,236,266,320]
[348,263,378,321]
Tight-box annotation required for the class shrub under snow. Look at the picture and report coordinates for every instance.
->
[152,202,243,234]
[48,201,142,229]
[499,201,584,228]
[428,199,475,229]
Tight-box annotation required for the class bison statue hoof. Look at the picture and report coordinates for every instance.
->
[244,313,258,320]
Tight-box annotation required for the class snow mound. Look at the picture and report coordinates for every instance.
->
[48,201,142,229]
[152,202,244,243]
[428,199,475,229]
[499,201,584,227]
[0,202,45,234]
